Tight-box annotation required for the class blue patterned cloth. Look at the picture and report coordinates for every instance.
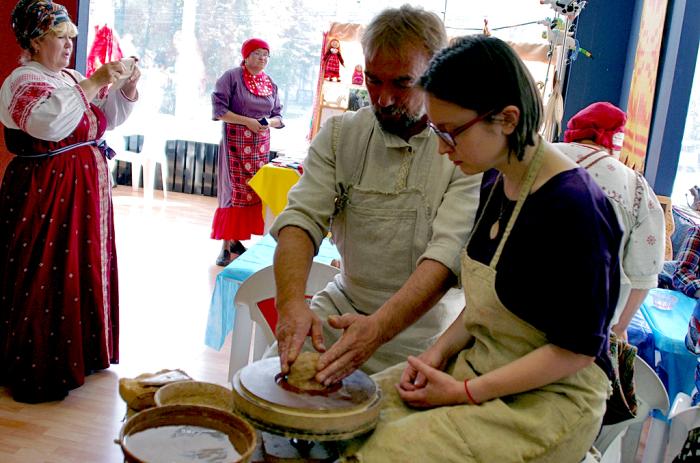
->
[204,234,339,350]
[685,299,700,405]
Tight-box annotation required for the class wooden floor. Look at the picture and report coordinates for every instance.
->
[0,186,246,463]
[0,186,655,462]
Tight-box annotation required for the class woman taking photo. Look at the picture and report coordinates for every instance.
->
[211,38,284,266]
[0,0,138,403]
[344,35,623,462]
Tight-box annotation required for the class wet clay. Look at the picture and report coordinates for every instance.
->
[286,352,338,393]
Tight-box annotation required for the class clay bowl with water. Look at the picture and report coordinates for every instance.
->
[154,380,234,412]
[117,404,256,463]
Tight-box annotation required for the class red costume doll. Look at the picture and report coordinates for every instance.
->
[323,38,344,82]
[352,64,364,85]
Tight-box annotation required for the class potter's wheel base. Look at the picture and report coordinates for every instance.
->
[261,432,338,462]
[232,358,382,442]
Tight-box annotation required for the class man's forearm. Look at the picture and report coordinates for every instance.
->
[274,226,315,308]
[371,259,455,343]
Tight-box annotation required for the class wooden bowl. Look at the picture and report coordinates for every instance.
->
[117,404,256,463]
[154,380,234,412]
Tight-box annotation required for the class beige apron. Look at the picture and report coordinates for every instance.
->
[346,143,611,462]
[309,116,463,374]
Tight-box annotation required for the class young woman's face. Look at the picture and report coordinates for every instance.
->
[426,95,508,175]
[32,30,73,72]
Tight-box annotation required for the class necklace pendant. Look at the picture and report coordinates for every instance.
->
[489,220,500,240]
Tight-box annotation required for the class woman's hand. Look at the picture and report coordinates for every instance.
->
[89,61,128,89]
[244,117,268,134]
[398,345,448,392]
[396,356,467,409]
[120,62,141,100]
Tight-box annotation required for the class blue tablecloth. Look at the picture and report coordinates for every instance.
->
[638,288,697,403]
[205,234,340,350]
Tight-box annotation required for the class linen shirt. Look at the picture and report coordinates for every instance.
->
[271,106,481,280]
[0,61,135,141]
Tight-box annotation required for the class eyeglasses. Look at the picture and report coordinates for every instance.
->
[429,110,496,148]
[249,51,270,59]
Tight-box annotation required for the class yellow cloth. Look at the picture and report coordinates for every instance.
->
[248,164,301,216]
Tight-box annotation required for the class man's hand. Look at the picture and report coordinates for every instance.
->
[276,300,326,375]
[316,313,383,386]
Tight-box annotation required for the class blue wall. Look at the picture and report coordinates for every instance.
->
[562,0,638,128]
[562,0,699,195]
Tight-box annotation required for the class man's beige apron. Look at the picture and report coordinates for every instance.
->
[310,115,464,374]
[346,144,611,462]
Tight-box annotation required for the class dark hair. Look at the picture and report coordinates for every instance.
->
[419,35,542,161]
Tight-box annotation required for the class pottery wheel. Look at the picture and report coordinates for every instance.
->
[232,357,381,441]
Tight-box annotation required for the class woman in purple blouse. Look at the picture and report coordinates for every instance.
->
[344,35,623,461]
[210,37,284,266]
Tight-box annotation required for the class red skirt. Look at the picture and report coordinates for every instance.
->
[211,123,269,241]
[0,147,119,403]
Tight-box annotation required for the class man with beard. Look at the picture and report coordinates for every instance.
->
[270,5,481,386]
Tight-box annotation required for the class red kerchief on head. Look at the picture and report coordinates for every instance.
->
[564,102,627,150]
[241,38,270,59]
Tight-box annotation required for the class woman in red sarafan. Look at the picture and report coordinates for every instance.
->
[0,0,139,403]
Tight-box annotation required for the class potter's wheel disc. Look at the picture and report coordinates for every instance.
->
[232,357,381,441]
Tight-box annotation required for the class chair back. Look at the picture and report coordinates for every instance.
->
[665,392,700,462]
[229,262,339,379]
[595,356,670,463]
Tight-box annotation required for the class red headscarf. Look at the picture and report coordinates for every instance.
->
[240,38,272,97]
[241,38,269,59]
[564,102,627,150]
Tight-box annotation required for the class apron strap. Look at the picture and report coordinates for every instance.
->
[490,140,546,268]
[575,147,609,170]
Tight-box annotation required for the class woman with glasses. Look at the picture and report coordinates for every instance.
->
[211,37,284,266]
[342,35,623,462]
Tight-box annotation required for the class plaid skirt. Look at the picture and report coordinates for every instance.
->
[226,123,270,207]
[210,123,269,240]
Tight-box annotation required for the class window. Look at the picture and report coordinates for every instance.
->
[672,46,700,207]
[87,0,555,153]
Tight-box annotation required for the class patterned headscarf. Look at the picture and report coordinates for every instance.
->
[11,0,71,50]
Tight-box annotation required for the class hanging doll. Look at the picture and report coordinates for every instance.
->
[323,38,344,82]
[351,64,364,86]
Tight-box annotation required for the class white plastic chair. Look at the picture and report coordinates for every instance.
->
[228,262,340,382]
[664,392,700,462]
[139,132,168,199]
[105,128,142,192]
[105,129,168,198]
[594,356,670,463]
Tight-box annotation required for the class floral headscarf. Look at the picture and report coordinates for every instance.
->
[11,0,71,50]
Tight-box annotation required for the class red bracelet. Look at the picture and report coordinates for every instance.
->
[464,379,479,405]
